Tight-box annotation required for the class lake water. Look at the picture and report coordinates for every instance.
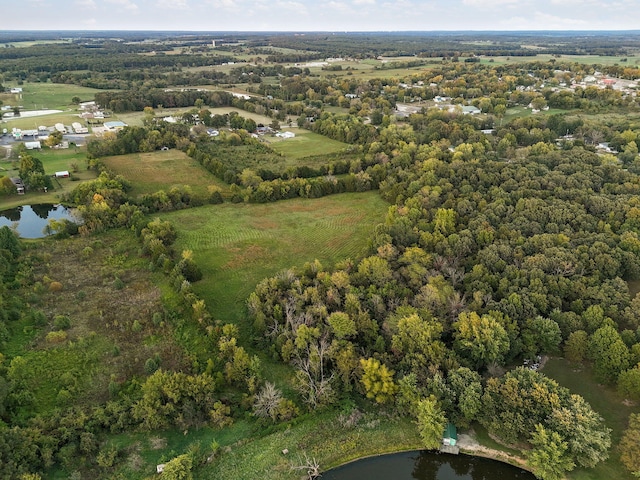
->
[321,451,536,480]
[0,204,79,238]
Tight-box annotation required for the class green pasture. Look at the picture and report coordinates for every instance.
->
[100,149,225,198]
[14,82,102,110]
[542,358,639,480]
[2,112,85,131]
[265,130,350,160]
[162,192,388,328]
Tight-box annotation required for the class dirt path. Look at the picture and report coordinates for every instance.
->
[457,433,530,470]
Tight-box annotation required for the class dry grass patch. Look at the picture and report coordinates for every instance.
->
[101,149,225,197]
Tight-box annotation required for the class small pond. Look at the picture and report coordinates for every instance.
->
[321,451,536,480]
[0,204,80,239]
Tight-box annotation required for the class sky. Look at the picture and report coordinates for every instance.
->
[12,0,640,31]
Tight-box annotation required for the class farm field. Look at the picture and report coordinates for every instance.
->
[542,358,639,480]
[8,82,103,110]
[1,112,84,131]
[100,149,226,197]
[265,129,350,160]
[162,192,388,328]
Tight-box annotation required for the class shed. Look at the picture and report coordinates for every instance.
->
[443,423,457,446]
[55,171,70,178]
[25,141,42,150]
[10,178,25,194]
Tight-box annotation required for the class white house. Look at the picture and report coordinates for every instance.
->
[25,141,41,150]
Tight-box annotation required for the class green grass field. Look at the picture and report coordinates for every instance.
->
[265,130,350,160]
[161,192,388,328]
[542,358,639,480]
[100,149,226,198]
[12,82,102,110]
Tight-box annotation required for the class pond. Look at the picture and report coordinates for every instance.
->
[321,451,536,480]
[0,204,80,239]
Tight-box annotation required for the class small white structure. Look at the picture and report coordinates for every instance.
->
[156,464,166,474]
[55,171,70,178]
[25,141,41,150]
[10,87,23,94]
[55,123,66,133]
[276,131,296,139]
[461,105,481,115]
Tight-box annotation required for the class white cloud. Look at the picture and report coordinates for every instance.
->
[75,0,97,8]
[353,0,375,5]
[105,0,139,11]
[274,0,308,15]
[208,0,237,10]
[158,0,188,9]
[463,0,522,6]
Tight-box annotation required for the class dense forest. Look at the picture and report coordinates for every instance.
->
[1,31,640,480]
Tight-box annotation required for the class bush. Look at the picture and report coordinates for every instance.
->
[49,281,63,292]
[46,331,68,343]
[53,315,71,330]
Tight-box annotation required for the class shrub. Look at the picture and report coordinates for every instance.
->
[53,315,71,330]
[46,331,68,343]
[49,281,63,292]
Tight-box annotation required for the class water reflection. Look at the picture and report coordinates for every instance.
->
[322,451,535,480]
[0,204,79,238]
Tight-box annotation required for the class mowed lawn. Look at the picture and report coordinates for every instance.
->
[14,82,102,109]
[542,358,639,480]
[162,192,389,326]
[265,130,350,160]
[101,149,226,197]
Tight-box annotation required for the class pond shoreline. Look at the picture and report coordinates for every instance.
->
[320,431,534,478]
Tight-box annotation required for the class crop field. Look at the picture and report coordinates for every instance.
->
[542,358,639,480]
[265,129,350,160]
[162,192,388,327]
[101,149,225,197]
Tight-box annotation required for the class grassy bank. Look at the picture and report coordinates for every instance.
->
[198,410,422,480]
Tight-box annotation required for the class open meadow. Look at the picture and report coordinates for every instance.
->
[100,149,227,197]
[264,129,349,160]
[6,82,103,110]
[161,192,388,328]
